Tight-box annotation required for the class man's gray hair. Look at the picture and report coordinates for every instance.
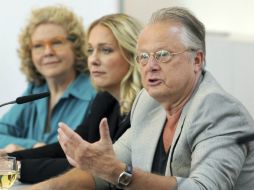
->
[149,7,206,60]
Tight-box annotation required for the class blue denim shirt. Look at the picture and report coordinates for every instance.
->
[0,73,96,148]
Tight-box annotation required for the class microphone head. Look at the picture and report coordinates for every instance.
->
[16,92,50,104]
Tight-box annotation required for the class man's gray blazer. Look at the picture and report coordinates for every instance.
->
[97,71,254,190]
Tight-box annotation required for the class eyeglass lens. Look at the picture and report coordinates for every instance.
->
[30,36,69,54]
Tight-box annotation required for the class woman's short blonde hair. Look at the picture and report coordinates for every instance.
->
[88,13,143,114]
[19,5,88,85]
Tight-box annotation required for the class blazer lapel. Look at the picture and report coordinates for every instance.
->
[165,106,188,175]
[133,106,167,171]
[164,76,202,176]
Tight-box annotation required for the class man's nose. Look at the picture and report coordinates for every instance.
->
[147,54,160,68]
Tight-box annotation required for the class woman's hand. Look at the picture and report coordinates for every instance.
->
[33,142,46,148]
[3,144,24,153]
[0,149,7,157]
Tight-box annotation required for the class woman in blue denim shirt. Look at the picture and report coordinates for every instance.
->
[0,5,96,151]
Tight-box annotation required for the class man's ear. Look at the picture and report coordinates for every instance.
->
[193,50,204,73]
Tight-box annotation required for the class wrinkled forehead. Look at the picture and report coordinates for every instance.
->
[137,22,184,52]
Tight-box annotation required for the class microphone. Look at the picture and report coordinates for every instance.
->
[236,133,254,145]
[0,92,50,107]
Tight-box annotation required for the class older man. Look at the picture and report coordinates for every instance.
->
[28,7,254,190]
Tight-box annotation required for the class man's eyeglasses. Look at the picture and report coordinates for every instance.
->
[136,48,196,66]
[30,35,76,55]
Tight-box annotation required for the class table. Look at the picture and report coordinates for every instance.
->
[10,181,31,190]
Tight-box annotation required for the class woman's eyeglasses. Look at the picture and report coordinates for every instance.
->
[30,35,75,55]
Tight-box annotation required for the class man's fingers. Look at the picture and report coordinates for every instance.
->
[58,122,84,146]
[58,122,83,161]
[58,121,92,168]
[66,155,78,167]
[99,118,112,143]
[58,122,75,138]
[58,132,74,159]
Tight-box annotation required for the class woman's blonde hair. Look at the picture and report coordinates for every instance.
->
[18,5,88,85]
[88,13,143,114]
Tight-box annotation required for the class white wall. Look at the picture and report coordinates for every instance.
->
[183,0,254,37]
[124,0,254,36]
[0,0,119,116]
[206,34,254,116]
[124,0,254,117]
